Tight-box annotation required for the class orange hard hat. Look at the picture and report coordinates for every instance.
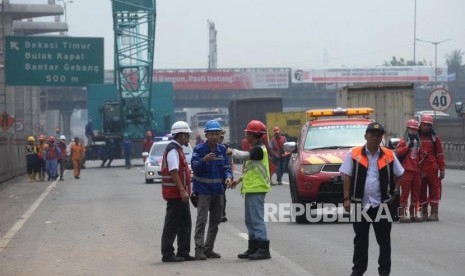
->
[244,120,267,134]
[273,126,280,134]
[421,115,433,125]
[39,134,45,140]
[406,119,419,130]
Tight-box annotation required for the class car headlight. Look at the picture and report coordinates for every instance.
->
[149,160,159,166]
[300,164,323,175]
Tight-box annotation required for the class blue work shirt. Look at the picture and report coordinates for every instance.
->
[191,142,233,195]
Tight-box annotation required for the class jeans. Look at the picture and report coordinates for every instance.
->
[244,193,268,241]
[194,194,224,252]
[273,157,286,182]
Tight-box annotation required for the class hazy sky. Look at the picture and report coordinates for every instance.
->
[16,0,465,70]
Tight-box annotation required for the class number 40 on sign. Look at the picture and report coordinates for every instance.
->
[429,88,451,112]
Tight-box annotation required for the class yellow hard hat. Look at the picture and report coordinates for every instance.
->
[27,136,35,142]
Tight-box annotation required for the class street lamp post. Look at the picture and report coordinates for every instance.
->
[413,0,417,64]
[57,0,73,34]
[416,38,451,83]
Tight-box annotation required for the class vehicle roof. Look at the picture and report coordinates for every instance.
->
[308,117,373,127]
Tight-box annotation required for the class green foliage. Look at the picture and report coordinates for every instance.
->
[383,56,429,66]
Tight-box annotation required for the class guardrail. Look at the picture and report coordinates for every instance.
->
[443,142,465,170]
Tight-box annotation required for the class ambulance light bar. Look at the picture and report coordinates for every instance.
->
[306,107,374,118]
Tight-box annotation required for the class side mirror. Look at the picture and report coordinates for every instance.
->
[388,138,401,150]
[283,142,297,153]
[142,152,149,158]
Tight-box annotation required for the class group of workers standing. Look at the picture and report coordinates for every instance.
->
[160,119,273,262]
[26,134,86,181]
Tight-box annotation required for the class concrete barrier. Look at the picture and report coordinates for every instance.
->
[0,134,27,183]
[443,142,465,170]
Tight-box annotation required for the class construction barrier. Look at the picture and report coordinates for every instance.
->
[0,133,26,183]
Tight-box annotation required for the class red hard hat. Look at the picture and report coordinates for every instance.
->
[421,115,433,125]
[273,126,280,134]
[406,119,419,130]
[48,136,55,142]
[244,120,267,134]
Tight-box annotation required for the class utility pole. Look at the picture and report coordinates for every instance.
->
[416,38,451,83]
[413,0,417,64]
[208,20,217,70]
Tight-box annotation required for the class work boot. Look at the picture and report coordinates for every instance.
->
[427,207,439,221]
[410,207,423,222]
[238,240,258,259]
[204,249,221,259]
[398,207,410,223]
[421,204,429,221]
[248,240,271,260]
[195,250,207,260]
[161,255,184,262]
[28,173,34,182]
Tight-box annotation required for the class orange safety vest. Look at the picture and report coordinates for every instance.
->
[161,142,191,200]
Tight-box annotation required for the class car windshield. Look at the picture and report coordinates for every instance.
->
[304,124,367,150]
[150,142,192,157]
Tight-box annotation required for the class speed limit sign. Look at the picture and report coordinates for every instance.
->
[429,88,451,111]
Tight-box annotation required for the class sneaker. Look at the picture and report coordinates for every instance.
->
[204,250,221,259]
[195,251,207,260]
[162,255,184,262]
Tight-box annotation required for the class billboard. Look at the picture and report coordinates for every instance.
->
[154,69,289,90]
[5,36,104,87]
[291,66,447,84]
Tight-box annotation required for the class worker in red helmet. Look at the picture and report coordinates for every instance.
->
[269,126,287,185]
[395,119,422,223]
[229,120,272,261]
[142,130,154,162]
[418,115,445,221]
[43,136,61,181]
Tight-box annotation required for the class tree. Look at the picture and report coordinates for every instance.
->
[383,56,428,66]
[446,49,464,75]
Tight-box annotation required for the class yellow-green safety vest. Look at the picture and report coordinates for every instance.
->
[242,145,271,194]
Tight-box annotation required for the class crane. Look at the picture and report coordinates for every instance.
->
[111,0,156,137]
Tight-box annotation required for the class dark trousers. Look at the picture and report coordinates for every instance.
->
[273,157,286,182]
[58,159,65,179]
[352,206,392,275]
[161,199,192,257]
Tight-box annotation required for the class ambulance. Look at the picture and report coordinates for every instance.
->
[284,107,375,223]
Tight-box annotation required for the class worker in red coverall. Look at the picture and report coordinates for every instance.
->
[418,115,445,221]
[142,130,154,162]
[395,119,422,223]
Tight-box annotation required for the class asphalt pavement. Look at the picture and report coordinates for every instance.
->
[0,160,464,275]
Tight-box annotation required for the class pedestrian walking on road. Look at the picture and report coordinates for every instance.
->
[160,121,195,262]
[37,134,47,181]
[123,134,132,169]
[191,120,233,260]
[26,136,40,182]
[57,135,67,181]
[230,120,272,261]
[339,122,404,276]
[70,137,85,179]
[44,136,61,181]
[269,126,287,185]
[418,115,445,221]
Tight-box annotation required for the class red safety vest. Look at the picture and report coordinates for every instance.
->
[161,142,191,200]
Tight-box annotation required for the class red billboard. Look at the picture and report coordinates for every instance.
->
[154,69,289,90]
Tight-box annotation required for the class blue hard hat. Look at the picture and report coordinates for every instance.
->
[204,120,222,132]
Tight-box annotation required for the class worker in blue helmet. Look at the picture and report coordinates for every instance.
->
[191,120,233,260]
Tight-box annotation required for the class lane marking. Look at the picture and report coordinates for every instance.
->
[228,226,314,276]
[0,178,59,253]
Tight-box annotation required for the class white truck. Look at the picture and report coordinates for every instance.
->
[336,82,415,142]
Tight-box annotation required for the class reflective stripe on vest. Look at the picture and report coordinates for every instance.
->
[242,145,271,194]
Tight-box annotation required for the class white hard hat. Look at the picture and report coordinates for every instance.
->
[60,135,66,140]
[171,121,192,135]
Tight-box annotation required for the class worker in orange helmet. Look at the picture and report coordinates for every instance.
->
[269,126,287,185]
[418,115,445,221]
[142,130,154,162]
[395,119,422,223]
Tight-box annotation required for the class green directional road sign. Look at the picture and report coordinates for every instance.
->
[5,36,104,87]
